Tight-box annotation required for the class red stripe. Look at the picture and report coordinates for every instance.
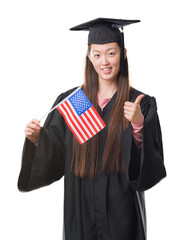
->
[61,104,86,142]
[57,106,83,144]
[83,111,98,133]
[91,106,106,127]
[87,109,102,130]
[65,101,90,139]
[79,115,94,137]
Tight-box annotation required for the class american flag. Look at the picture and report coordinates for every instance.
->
[57,87,106,144]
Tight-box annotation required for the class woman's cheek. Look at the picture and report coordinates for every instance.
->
[93,63,100,73]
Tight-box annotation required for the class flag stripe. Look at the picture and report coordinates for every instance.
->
[83,112,98,134]
[57,106,83,144]
[57,105,84,144]
[85,110,100,132]
[66,100,92,138]
[65,101,90,139]
[62,103,87,142]
[88,108,102,130]
[79,114,95,137]
[63,103,88,141]
[91,106,106,128]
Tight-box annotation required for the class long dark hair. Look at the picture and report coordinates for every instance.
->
[70,44,130,178]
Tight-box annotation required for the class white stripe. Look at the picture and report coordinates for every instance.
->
[67,101,92,138]
[85,110,100,132]
[81,114,96,135]
[63,102,88,141]
[58,105,84,144]
[89,108,104,129]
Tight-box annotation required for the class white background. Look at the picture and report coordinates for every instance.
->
[0,0,183,239]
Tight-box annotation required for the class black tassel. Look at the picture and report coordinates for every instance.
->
[120,28,125,75]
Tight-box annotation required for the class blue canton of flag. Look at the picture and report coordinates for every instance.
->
[69,89,92,116]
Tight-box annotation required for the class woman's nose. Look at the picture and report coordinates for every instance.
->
[101,55,109,65]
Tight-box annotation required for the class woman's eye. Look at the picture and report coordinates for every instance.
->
[109,52,115,56]
[94,54,100,58]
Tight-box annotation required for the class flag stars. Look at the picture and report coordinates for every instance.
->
[69,89,92,115]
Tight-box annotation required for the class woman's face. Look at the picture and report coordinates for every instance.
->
[88,42,121,83]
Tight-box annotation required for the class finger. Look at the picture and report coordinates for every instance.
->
[31,119,40,126]
[134,94,144,105]
[25,131,33,136]
[25,127,38,136]
[27,124,35,131]
[29,123,39,129]
[124,112,133,120]
[124,101,134,107]
[25,123,40,133]
[124,113,131,121]
[25,127,34,134]
[124,110,133,116]
[123,105,136,111]
[124,109,132,116]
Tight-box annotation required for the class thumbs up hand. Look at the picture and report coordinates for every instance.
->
[124,94,144,123]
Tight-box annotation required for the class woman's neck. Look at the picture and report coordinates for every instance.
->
[98,79,117,99]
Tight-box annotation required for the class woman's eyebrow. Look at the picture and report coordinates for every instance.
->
[92,48,117,52]
[107,48,117,51]
[92,50,100,53]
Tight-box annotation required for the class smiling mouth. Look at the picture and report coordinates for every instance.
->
[102,67,112,73]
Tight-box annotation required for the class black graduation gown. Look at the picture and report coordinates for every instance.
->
[18,86,166,240]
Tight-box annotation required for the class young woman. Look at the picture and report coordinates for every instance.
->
[18,18,166,240]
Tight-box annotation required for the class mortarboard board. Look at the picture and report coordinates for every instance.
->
[70,18,140,74]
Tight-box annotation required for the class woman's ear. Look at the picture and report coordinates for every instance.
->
[87,52,92,62]
[87,52,94,66]
[124,48,127,59]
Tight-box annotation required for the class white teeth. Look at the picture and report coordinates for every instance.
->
[103,68,111,71]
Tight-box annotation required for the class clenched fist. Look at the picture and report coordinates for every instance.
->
[25,118,41,146]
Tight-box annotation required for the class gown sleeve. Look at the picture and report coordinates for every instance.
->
[17,93,67,192]
[123,95,167,192]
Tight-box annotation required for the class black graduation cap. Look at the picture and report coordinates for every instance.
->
[70,18,140,74]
